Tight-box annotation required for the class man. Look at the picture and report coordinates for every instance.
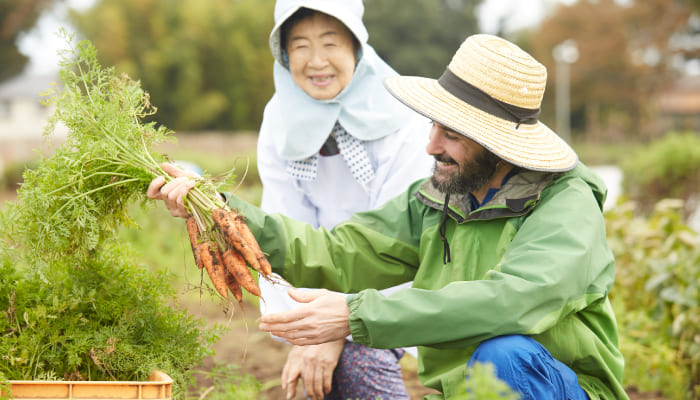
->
[150,34,628,399]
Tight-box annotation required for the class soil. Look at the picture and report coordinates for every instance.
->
[186,298,439,399]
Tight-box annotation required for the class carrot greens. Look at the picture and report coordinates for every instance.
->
[0,31,226,397]
[3,30,231,268]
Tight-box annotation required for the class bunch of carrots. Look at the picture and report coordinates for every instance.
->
[20,33,270,306]
[185,208,272,304]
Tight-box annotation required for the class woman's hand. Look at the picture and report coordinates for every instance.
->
[147,163,199,218]
[282,340,345,400]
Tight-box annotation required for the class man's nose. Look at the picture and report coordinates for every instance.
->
[425,126,443,156]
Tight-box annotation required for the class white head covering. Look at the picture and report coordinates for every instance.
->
[266,0,416,161]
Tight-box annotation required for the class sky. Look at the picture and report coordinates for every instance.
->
[17,0,94,75]
[17,0,568,76]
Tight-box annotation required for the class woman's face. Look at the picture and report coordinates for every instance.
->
[285,13,357,100]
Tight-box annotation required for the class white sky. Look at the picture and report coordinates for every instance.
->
[17,0,94,75]
[18,0,567,76]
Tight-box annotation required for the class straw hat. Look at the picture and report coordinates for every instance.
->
[384,34,578,172]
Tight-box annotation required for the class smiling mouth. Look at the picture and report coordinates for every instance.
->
[309,75,334,86]
[434,156,457,166]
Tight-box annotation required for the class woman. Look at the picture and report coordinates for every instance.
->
[257,0,432,399]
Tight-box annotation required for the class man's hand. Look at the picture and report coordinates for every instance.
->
[147,163,198,218]
[282,340,345,400]
[259,289,351,345]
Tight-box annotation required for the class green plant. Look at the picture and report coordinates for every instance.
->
[190,363,262,400]
[1,30,234,271]
[464,362,520,399]
[0,31,241,400]
[620,132,700,213]
[0,240,222,400]
[606,199,700,399]
[436,362,520,400]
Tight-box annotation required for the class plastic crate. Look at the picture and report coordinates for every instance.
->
[6,370,172,400]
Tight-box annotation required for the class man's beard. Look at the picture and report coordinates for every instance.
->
[430,149,501,195]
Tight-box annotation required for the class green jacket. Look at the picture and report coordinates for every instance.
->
[228,163,628,400]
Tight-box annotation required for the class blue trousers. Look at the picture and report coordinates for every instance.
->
[467,335,589,400]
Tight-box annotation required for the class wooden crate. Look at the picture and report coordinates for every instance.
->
[6,370,172,400]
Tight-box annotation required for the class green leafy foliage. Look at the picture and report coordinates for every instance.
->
[191,363,262,400]
[69,0,275,131]
[0,33,230,399]
[607,199,700,399]
[3,30,172,266]
[363,0,480,78]
[620,132,700,213]
[464,362,520,400]
[0,240,221,399]
[2,31,233,269]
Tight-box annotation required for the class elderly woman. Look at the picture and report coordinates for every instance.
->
[256,0,432,399]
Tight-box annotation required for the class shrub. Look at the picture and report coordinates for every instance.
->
[606,199,700,399]
[0,240,222,400]
[620,132,700,215]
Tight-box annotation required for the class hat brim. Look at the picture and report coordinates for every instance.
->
[384,76,578,172]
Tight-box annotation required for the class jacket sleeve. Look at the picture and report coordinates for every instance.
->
[227,182,425,294]
[347,174,615,350]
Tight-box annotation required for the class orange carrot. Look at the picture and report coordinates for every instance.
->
[186,216,204,269]
[233,214,272,276]
[199,243,228,299]
[225,270,243,303]
[222,248,261,297]
[210,248,230,299]
[212,208,262,273]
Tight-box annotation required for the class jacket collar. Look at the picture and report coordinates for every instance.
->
[415,170,557,223]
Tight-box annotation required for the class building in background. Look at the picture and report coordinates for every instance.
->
[0,73,66,176]
[657,75,700,132]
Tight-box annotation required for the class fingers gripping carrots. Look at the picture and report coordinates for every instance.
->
[185,207,271,302]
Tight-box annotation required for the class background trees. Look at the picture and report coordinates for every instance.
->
[0,0,55,81]
[69,0,275,131]
[364,0,480,78]
[528,0,699,142]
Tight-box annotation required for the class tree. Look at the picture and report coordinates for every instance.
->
[0,0,57,81]
[363,0,482,78]
[529,0,696,142]
[69,0,275,131]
